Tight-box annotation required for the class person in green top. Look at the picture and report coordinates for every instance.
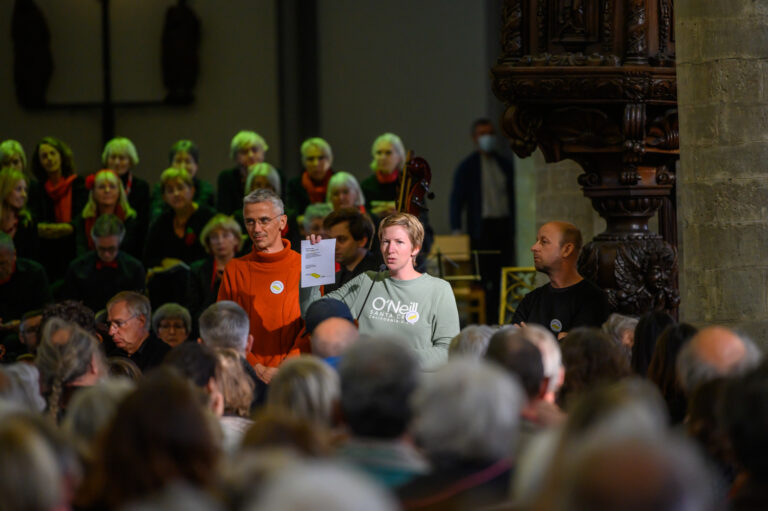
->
[306,212,459,370]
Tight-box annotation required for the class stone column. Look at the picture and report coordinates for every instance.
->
[676,1,768,343]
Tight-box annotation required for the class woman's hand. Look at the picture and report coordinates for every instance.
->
[308,234,324,245]
[38,222,74,239]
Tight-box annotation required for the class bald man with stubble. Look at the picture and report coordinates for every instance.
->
[512,221,610,339]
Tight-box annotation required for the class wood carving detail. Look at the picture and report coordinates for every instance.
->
[501,0,524,60]
[625,0,648,64]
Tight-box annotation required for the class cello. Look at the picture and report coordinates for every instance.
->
[395,150,435,215]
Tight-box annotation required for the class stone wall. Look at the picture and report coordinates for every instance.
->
[676,0,768,345]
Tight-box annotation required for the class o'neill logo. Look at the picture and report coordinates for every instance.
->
[369,297,420,325]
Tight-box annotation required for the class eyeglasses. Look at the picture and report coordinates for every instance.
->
[158,321,186,332]
[108,314,138,330]
[245,214,284,228]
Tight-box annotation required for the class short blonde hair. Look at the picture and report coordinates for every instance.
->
[300,137,333,164]
[199,214,244,253]
[267,355,339,426]
[101,137,139,166]
[230,130,268,160]
[369,133,405,171]
[377,212,424,248]
[160,167,194,191]
[326,171,365,207]
[245,162,281,196]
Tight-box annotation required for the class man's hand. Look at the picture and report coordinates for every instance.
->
[557,331,568,340]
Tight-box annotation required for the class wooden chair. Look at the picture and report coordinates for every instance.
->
[498,266,537,324]
[431,234,486,324]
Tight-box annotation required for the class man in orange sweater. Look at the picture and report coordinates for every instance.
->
[217,189,307,382]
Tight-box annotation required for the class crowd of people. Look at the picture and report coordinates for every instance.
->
[0,128,765,510]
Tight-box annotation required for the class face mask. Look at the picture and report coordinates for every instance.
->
[478,134,496,153]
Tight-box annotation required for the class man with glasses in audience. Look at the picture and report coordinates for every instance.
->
[106,291,169,372]
[61,214,145,312]
[217,189,307,383]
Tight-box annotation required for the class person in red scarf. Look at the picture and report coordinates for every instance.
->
[360,132,405,218]
[74,169,140,259]
[0,167,38,261]
[102,137,151,241]
[29,137,87,281]
[285,137,335,223]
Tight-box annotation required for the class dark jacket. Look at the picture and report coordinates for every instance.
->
[143,204,217,268]
[0,258,53,322]
[61,251,145,312]
[449,151,515,240]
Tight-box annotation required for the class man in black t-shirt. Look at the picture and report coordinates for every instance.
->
[512,221,609,338]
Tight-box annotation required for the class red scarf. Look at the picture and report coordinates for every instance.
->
[96,259,119,270]
[44,175,78,223]
[85,205,126,251]
[375,169,400,184]
[301,171,332,203]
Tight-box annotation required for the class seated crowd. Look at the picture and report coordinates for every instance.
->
[0,133,764,511]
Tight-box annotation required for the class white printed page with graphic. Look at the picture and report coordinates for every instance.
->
[300,239,336,288]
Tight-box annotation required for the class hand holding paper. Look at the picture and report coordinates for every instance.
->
[300,239,336,288]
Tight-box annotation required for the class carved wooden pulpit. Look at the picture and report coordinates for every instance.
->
[492,0,679,317]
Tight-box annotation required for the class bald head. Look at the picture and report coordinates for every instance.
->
[311,317,359,358]
[677,326,761,393]
[545,221,582,252]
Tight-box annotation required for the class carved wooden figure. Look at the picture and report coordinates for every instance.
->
[493,0,679,317]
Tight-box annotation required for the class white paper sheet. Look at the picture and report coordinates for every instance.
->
[300,239,336,288]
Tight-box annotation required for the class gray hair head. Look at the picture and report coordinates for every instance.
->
[107,291,151,333]
[410,357,524,463]
[676,326,762,394]
[245,162,281,196]
[248,461,398,511]
[198,301,250,353]
[339,337,419,439]
[267,355,339,426]
[230,131,269,160]
[325,171,366,207]
[302,203,333,232]
[62,377,135,456]
[243,188,284,215]
[151,303,191,335]
[449,324,497,359]
[0,363,46,412]
[369,132,405,171]
[91,214,126,243]
[518,324,563,394]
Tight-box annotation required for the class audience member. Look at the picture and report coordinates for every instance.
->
[322,207,378,293]
[267,355,339,428]
[304,298,357,364]
[399,358,524,510]
[40,300,98,337]
[30,137,87,281]
[336,338,428,488]
[631,310,676,376]
[298,202,332,240]
[101,137,150,238]
[558,327,632,408]
[150,139,215,220]
[250,462,398,511]
[189,214,243,318]
[61,214,145,312]
[218,130,271,215]
[35,317,106,422]
[107,356,142,381]
[486,328,564,455]
[0,362,46,412]
[75,169,140,258]
[646,322,698,424]
[0,232,52,327]
[214,347,254,453]
[81,368,220,510]
[602,312,638,359]
[106,291,170,371]
[163,342,224,417]
[245,162,281,196]
[513,221,610,338]
[517,324,564,404]
[198,300,266,408]
[242,409,333,458]
[0,166,39,260]
[285,137,335,223]
[217,189,307,382]
[144,167,216,268]
[676,325,761,395]
[723,363,768,509]
[327,171,366,212]
[152,303,192,348]
[448,324,497,359]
